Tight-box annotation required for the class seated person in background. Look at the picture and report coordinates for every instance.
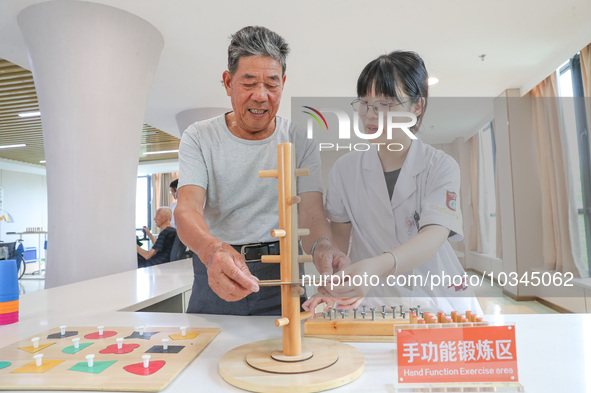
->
[137,207,177,268]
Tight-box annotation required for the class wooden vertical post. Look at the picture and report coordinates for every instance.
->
[277,143,301,357]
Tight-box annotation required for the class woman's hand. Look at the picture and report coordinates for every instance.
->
[321,253,397,298]
[302,286,364,317]
[302,252,396,316]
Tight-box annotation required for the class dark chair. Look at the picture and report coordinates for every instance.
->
[169,235,188,262]
[0,241,25,279]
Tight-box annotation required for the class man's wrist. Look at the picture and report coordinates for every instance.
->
[197,238,225,269]
[310,237,333,258]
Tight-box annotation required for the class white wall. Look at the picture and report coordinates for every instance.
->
[0,169,48,247]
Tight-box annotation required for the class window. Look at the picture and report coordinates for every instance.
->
[136,175,152,238]
[557,54,591,272]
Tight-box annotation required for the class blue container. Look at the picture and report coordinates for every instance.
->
[0,259,19,303]
[23,247,37,263]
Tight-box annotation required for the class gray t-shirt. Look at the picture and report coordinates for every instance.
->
[178,114,323,245]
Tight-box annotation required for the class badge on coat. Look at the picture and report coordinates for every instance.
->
[405,215,414,236]
[446,190,457,211]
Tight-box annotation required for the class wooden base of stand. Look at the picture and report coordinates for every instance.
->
[219,338,365,393]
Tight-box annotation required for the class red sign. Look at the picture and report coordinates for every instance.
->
[397,325,518,383]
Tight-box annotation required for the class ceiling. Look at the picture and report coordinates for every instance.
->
[0,0,590,169]
[0,57,180,166]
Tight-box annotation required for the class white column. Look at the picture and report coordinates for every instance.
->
[18,0,164,287]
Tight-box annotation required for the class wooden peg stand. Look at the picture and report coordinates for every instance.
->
[219,143,365,393]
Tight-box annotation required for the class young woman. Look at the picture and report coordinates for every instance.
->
[304,51,482,315]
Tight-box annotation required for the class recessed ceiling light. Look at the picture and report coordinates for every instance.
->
[0,144,26,149]
[40,160,46,164]
[428,77,439,86]
[143,149,179,155]
[18,111,41,118]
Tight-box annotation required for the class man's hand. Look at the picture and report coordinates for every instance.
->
[313,240,351,275]
[203,243,260,302]
[142,226,156,243]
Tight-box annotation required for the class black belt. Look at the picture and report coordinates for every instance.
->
[231,241,280,262]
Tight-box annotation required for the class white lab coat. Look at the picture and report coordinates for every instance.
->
[325,139,483,315]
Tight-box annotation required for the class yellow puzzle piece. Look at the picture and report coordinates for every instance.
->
[11,359,65,373]
[169,332,199,340]
[18,343,55,354]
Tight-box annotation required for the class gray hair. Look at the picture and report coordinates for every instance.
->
[157,207,172,221]
[228,26,290,76]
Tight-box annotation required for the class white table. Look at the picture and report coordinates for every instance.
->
[1,260,590,393]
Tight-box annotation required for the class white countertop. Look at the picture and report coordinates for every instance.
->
[1,259,194,345]
[2,260,591,393]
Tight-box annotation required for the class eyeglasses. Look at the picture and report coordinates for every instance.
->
[350,99,409,116]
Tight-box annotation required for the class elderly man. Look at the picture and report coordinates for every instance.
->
[175,26,349,315]
[137,207,177,268]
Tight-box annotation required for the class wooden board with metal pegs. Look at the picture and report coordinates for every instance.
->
[304,305,489,342]
[218,142,365,393]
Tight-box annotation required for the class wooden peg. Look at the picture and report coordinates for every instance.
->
[297,228,310,236]
[271,229,286,238]
[300,311,312,321]
[294,168,309,176]
[258,170,279,178]
[257,280,301,286]
[261,255,281,263]
[288,196,301,205]
[298,255,313,263]
[275,317,290,327]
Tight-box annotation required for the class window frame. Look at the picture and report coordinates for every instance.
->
[560,54,591,272]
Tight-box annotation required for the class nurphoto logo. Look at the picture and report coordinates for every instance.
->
[302,106,417,152]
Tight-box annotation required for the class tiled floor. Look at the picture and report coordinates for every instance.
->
[470,273,558,315]
[18,260,45,295]
[19,277,45,295]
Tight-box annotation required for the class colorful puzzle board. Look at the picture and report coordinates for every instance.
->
[0,326,219,392]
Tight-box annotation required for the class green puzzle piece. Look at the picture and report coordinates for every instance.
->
[0,361,11,370]
[69,360,116,374]
[62,343,93,354]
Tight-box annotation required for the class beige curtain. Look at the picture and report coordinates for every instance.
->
[581,44,591,97]
[529,74,583,276]
[493,121,503,259]
[581,44,591,155]
[150,172,178,234]
[469,130,498,255]
[469,134,482,253]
